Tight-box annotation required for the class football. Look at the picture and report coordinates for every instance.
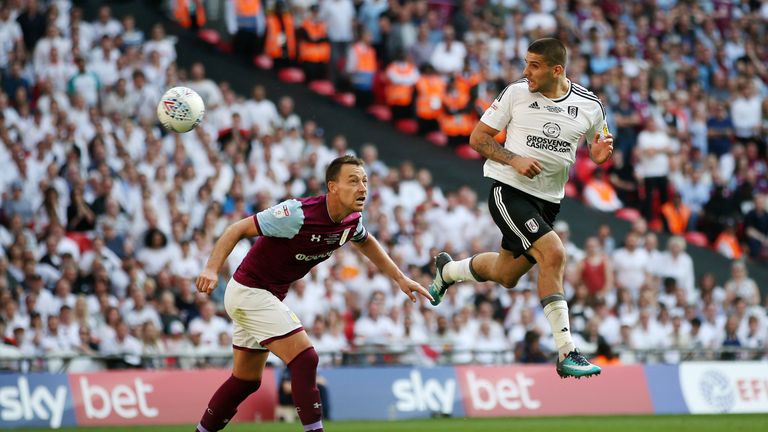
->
[157,86,205,133]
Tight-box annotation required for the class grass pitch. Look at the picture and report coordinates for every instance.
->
[9,414,767,432]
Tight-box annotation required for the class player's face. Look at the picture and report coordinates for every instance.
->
[523,52,558,94]
[331,164,368,212]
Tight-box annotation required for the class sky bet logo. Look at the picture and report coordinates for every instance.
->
[392,370,456,415]
[0,376,70,428]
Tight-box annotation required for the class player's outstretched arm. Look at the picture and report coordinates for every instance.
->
[196,217,260,295]
[470,121,543,179]
[589,132,614,164]
[353,235,434,303]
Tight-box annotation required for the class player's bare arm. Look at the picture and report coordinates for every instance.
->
[353,234,434,303]
[196,217,260,295]
[588,132,614,164]
[469,121,543,179]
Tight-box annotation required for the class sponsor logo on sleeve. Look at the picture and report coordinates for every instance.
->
[273,205,291,219]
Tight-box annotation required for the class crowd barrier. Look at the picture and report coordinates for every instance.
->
[1,362,766,428]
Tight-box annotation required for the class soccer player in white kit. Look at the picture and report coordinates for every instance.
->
[429,38,613,378]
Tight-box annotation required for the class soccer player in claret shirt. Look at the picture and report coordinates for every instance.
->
[194,156,432,432]
[428,38,613,379]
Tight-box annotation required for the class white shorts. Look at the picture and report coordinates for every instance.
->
[224,278,304,351]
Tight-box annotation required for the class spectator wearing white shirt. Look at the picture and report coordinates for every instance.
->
[429,25,466,75]
[1,299,29,338]
[136,228,174,276]
[311,317,349,367]
[102,78,138,119]
[523,1,557,34]
[723,261,760,307]
[629,309,666,358]
[186,62,223,109]
[32,24,70,75]
[131,69,161,124]
[88,35,120,88]
[319,0,355,82]
[100,321,143,367]
[698,303,725,349]
[284,280,321,329]
[730,80,762,139]
[636,118,676,219]
[354,300,398,346]
[655,236,695,301]
[122,288,162,330]
[0,5,23,72]
[143,24,176,63]
[37,47,74,94]
[470,319,509,364]
[188,300,230,347]
[245,85,280,135]
[41,314,74,353]
[91,6,123,40]
[612,232,649,296]
[48,278,76,318]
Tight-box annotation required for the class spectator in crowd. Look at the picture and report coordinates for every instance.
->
[744,194,768,259]
[636,118,676,220]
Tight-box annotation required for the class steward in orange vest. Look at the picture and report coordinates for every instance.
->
[454,59,482,100]
[714,223,743,259]
[661,193,692,235]
[415,64,446,134]
[265,1,296,67]
[174,0,206,30]
[232,0,266,60]
[385,51,419,120]
[297,5,330,81]
[439,78,475,146]
[346,31,377,108]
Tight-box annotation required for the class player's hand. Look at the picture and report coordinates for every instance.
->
[196,268,218,295]
[591,133,614,163]
[398,277,434,303]
[510,157,543,179]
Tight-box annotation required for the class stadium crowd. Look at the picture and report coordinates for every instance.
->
[184,0,768,263]
[0,1,766,372]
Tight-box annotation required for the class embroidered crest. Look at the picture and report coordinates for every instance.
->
[568,106,579,118]
[525,218,539,233]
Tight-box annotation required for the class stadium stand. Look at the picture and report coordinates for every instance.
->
[0,0,766,374]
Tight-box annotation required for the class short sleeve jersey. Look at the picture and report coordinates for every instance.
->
[480,78,607,203]
[233,195,368,300]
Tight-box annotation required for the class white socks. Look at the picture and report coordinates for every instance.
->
[442,258,477,283]
[542,296,575,359]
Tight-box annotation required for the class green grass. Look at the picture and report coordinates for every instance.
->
[8,414,768,432]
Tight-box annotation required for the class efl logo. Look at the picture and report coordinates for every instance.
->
[0,376,69,428]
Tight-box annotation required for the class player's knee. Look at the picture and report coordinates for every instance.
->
[540,244,566,270]
[288,347,319,373]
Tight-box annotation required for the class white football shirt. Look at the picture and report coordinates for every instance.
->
[480,79,607,203]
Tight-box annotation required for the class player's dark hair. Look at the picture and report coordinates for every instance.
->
[528,38,567,67]
[325,155,365,184]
